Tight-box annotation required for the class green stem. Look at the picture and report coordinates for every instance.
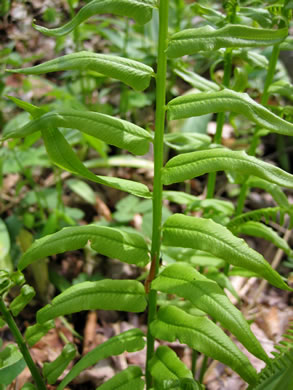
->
[191,350,198,378]
[249,44,280,156]
[199,355,208,383]
[68,0,86,102]
[0,299,47,390]
[206,48,233,199]
[206,0,237,199]
[261,44,280,106]
[235,182,249,216]
[119,19,130,119]
[145,2,169,388]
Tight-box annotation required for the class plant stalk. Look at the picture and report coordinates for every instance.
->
[145,1,169,388]
[199,354,208,383]
[0,299,47,390]
[191,349,198,378]
[206,48,233,199]
[206,0,237,199]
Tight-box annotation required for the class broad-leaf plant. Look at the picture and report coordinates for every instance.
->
[1,0,293,389]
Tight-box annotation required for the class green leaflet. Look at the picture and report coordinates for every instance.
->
[9,285,35,316]
[152,263,268,363]
[158,378,204,390]
[174,68,220,92]
[167,89,293,136]
[20,384,37,390]
[5,95,45,118]
[97,366,144,390]
[33,0,157,36]
[247,349,293,390]
[1,109,152,155]
[6,52,154,91]
[164,132,211,152]
[233,221,292,256]
[246,177,290,208]
[238,7,272,28]
[191,3,225,24]
[0,344,26,386]
[37,279,147,323]
[247,323,293,390]
[162,214,291,291]
[162,148,293,189]
[150,305,258,385]
[149,345,193,383]
[228,206,293,230]
[166,25,287,57]
[41,127,151,198]
[43,343,76,384]
[24,321,55,347]
[57,329,145,390]
[162,247,226,268]
[18,225,150,271]
[163,191,234,216]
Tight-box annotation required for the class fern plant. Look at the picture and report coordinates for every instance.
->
[1,0,293,389]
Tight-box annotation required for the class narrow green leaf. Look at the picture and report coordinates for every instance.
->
[150,305,258,385]
[162,214,291,291]
[162,247,226,268]
[167,25,288,58]
[98,366,144,390]
[164,132,211,152]
[238,7,272,27]
[0,344,26,385]
[25,320,55,347]
[57,329,145,390]
[20,384,37,390]
[152,263,268,362]
[163,191,234,216]
[10,285,36,316]
[18,224,150,271]
[174,68,220,92]
[159,378,204,390]
[191,3,224,24]
[43,343,76,384]
[162,148,293,189]
[37,279,147,323]
[7,52,154,91]
[167,89,293,136]
[5,96,45,118]
[149,345,193,383]
[66,179,96,205]
[246,177,290,208]
[228,206,293,230]
[33,0,157,37]
[246,349,293,390]
[0,218,12,272]
[2,109,152,155]
[41,127,151,198]
[234,221,292,256]
[85,155,153,170]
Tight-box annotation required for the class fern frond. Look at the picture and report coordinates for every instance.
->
[247,322,293,389]
[228,206,293,230]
